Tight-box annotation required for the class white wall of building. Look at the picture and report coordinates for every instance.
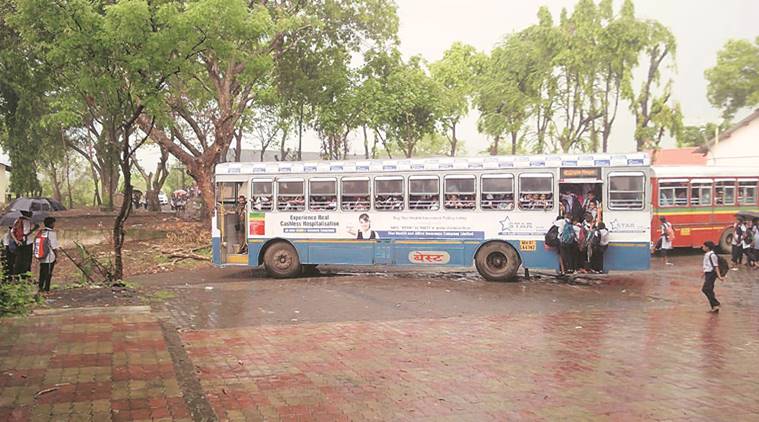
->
[707,116,759,166]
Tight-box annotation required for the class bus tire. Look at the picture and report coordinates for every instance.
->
[263,241,302,278]
[718,228,733,254]
[474,242,521,282]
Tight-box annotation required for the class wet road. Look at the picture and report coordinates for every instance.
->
[2,253,759,421]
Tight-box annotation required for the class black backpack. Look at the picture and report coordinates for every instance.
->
[545,225,559,247]
[710,252,729,276]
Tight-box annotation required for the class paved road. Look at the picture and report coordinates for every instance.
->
[2,253,759,421]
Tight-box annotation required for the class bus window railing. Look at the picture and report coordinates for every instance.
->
[444,194,475,209]
[341,196,370,211]
[309,196,337,211]
[375,195,403,210]
[252,195,273,211]
[481,194,514,210]
[277,195,305,211]
[409,196,440,210]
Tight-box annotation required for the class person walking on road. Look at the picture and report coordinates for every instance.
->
[702,241,724,313]
[730,216,746,269]
[659,216,674,266]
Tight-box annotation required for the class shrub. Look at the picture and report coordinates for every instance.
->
[0,274,40,316]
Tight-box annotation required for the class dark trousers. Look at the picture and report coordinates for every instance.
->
[702,271,720,309]
[731,244,743,264]
[560,243,578,272]
[14,244,32,275]
[38,262,55,292]
[590,245,606,272]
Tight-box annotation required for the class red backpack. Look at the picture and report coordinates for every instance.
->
[12,219,24,243]
[33,230,50,260]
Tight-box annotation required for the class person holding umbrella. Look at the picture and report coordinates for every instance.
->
[11,210,38,275]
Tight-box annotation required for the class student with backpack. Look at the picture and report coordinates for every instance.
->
[11,210,39,275]
[743,220,755,267]
[659,216,674,266]
[589,222,610,273]
[752,218,759,268]
[701,241,726,313]
[730,216,746,269]
[557,213,579,275]
[34,217,59,292]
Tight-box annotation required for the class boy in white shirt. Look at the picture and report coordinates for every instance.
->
[35,217,59,292]
[701,241,724,312]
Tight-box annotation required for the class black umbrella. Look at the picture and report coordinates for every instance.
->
[0,210,48,227]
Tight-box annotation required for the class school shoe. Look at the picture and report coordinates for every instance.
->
[709,305,720,313]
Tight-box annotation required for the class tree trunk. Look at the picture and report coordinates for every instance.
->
[491,135,501,156]
[510,131,518,155]
[449,123,458,157]
[234,126,243,162]
[297,103,304,161]
[64,153,73,209]
[89,161,102,207]
[113,133,133,281]
[49,164,63,203]
[363,125,370,159]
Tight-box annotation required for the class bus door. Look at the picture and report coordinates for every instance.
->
[216,181,249,265]
[558,168,603,219]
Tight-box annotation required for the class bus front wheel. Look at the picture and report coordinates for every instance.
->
[475,242,520,282]
[263,241,302,278]
[718,228,733,254]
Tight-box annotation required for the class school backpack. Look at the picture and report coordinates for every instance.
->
[33,230,50,260]
[664,222,675,240]
[577,226,588,249]
[589,229,601,249]
[545,225,559,248]
[711,253,729,276]
[559,222,576,245]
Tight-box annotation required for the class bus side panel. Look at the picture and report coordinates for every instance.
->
[513,241,560,270]
[247,241,264,267]
[297,241,375,265]
[604,242,651,270]
[390,242,469,266]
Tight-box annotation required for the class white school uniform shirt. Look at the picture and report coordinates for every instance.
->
[753,227,759,249]
[599,228,610,246]
[38,229,59,264]
[743,228,753,249]
[732,223,746,246]
[13,219,32,245]
[703,251,718,273]
[660,222,673,250]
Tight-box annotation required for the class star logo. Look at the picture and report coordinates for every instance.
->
[499,216,513,233]
[609,219,620,231]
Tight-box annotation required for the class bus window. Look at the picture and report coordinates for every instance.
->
[375,177,404,211]
[409,176,440,210]
[715,180,736,205]
[690,180,713,206]
[444,176,475,210]
[608,172,645,210]
[658,180,688,207]
[277,179,305,211]
[481,175,514,210]
[738,180,757,205]
[341,178,370,211]
[309,178,337,211]
[251,179,273,211]
[518,174,553,210]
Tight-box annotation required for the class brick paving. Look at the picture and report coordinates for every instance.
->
[0,307,190,422]
[2,255,759,421]
[182,307,759,421]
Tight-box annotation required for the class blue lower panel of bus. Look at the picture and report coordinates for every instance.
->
[239,239,651,271]
[211,237,221,265]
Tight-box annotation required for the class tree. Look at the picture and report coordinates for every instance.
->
[430,42,485,156]
[139,0,398,218]
[678,121,730,148]
[134,145,170,211]
[632,21,682,151]
[705,37,759,119]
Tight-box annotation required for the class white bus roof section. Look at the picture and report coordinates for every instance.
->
[651,166,757,179]
[215,153,651,176]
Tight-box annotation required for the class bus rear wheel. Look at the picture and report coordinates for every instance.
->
[263,241,302,278]
[718,228,733,254]
[475,242,520,282]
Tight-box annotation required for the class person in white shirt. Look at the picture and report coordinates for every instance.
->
[12,210,39,275]
[730,216,746,268]
[35,217,59,292]
[701,241,724,312]
[659,216,674,266]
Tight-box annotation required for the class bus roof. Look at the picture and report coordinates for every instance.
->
[651,166,758,179]
[216,152,650,176]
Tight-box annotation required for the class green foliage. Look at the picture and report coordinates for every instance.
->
[678,121,730,148]
[0,270,40,316]
[705,37,759,119]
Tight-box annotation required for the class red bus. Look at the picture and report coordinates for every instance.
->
[651,166,759,252]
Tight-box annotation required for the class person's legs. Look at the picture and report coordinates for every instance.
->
[731,244,742,265]
[14,245,32,275]
[702,272,720,309]
[38,263,50,291]
[44,262,55,291]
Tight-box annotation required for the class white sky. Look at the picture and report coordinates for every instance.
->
[136,0,759,169]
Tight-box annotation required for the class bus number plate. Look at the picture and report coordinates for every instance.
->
[520,240,536,251]
[680,228,690,236]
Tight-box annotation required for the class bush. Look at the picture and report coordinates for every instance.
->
[0,275,40,316]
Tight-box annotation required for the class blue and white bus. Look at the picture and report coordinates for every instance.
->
[212,153,651,281]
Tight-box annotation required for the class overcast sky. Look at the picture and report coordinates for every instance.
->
[132,0,759,169]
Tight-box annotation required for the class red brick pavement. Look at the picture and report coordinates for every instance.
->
[0,306,190,422]
[182,306,759,421]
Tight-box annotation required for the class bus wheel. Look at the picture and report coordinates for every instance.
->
[718,229,733,254]
[263,242,302,278]
[475,242,520,282]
